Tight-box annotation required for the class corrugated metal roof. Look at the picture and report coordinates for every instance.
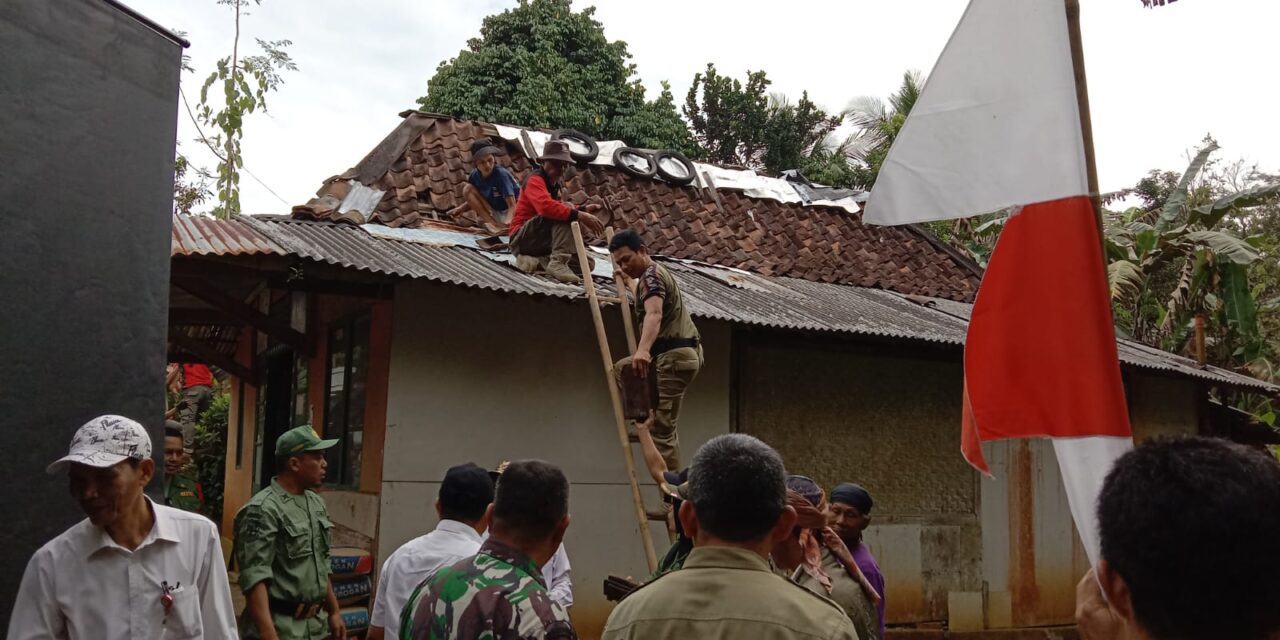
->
[915,294,1277,393]
[205,215,1274,394]
[172,214,284,257]
[241,216,590,300]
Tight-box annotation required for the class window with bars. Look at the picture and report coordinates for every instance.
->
[323,312,370,487]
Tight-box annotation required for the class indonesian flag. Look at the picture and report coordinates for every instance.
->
[863,0,1132,568]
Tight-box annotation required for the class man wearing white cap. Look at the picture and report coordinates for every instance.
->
[6,415,237,640]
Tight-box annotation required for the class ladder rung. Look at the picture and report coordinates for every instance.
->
[598,296,624,304]
[645,508,670,522]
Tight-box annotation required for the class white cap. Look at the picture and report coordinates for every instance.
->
[46,415,152,475]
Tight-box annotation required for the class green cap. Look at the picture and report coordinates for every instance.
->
[275,425,339,457]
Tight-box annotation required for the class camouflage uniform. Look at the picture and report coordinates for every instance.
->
[400,538,576,640]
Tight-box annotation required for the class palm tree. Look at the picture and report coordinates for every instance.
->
[844,70,924,190]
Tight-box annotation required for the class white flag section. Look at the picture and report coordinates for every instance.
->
[1053,437,1132,569]
[863,0,1089,225]
[864,0,1137,574]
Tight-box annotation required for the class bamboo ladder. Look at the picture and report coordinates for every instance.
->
[569,221,658,572]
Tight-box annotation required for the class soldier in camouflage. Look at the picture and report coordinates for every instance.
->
[401,460,576,640]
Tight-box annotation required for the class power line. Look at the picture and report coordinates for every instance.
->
[178,85,293,209]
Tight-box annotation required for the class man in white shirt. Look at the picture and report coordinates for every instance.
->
[7,414,237,640]
[367,463,494,640]
[541,544,574,609]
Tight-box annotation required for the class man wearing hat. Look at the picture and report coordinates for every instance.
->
[235,425,346,640]
[507,139,606,284]
[8,415,237,639]
[829,482,885,638]
[163,420,205,514]
[453,138,520,235]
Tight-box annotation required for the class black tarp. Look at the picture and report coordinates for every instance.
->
[0,0,183,626]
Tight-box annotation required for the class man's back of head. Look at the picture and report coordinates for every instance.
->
[439,463,494,525]
[687,433,787,543]
[490,459,569,546]
[1098,436,1280,640]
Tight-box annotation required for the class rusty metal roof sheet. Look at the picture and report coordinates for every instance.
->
[217,216,1273,393]
[916,295,1278,393]
[171,214,284,257]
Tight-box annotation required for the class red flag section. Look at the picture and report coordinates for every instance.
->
[960,196,1131,472]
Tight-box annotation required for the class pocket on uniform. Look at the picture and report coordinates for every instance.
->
[318,515,334,553]
[283,518,311,559]
[659,348,701,373]
[163,587,202,639]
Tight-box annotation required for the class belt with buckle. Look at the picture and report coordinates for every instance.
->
[268,597,324,620]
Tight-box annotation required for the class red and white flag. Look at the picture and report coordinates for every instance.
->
[863,0,1132,568]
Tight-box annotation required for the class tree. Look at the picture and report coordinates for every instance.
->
[682,64,846,177]
[419,0,691,152]
[173,149,213,215]
[845,70,925,190]
[195,0,296,218]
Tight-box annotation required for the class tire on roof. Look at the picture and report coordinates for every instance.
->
[551,129,599,164]
[613,147,657,179]
[654,150,696,186]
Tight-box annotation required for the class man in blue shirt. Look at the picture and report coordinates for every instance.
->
[455,138,519,235]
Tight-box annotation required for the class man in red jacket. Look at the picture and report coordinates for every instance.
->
[508,140,605,284]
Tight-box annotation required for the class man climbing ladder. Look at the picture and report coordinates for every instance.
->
[608,230,703,470]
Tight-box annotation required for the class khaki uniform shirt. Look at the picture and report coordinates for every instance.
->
[793,548,878,640]
[602,546,858,640]
[165,472,204,515]
[635,263,699,342]
[234,479,333,639]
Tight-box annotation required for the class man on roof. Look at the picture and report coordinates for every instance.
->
[508,139,606,284]
[451,138,519,236]
[610,229,703,471]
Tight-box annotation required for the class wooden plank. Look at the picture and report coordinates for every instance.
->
[572,221,658,572]
[169,331,257,385]
[173,276,311,355]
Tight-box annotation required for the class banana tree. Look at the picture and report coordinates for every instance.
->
[1106,139,1279,374]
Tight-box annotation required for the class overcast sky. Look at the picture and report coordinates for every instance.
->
[128,0,1280,215]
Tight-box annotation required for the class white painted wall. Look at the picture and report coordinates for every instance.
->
[378,281,731,635]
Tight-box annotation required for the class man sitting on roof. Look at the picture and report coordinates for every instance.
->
[451,138,519,236]
[508,139,606,284]
[610,229,703,471]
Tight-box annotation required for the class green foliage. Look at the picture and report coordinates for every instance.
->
[844,71,924,190]
[681,65,846,179]
[196,0,296,218]
[193,390,229,524]
[173,150,213,215]
[419,0,689,152]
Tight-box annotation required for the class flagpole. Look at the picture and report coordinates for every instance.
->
[1064,0,1107,261]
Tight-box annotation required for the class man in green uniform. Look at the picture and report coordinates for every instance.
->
[163,421,205,514]
[235,425,347,640]
[602,434,858,640]
[609,229,702,470]
[400,459,576,639]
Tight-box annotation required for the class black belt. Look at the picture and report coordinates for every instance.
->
[652,336,699,356]
[268,597,324,620]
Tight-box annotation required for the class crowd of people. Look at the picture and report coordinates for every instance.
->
[10,409,1280,640]
[9,142,1280,640]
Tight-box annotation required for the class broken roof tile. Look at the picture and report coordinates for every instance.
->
[296,115,982,301]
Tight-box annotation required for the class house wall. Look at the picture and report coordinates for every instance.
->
[735,338,981,624]
[380,281,732,637]
[978,371,1202,629]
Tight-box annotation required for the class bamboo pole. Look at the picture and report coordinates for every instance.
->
[1065,0,1107,265]
[571,221,658,572]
